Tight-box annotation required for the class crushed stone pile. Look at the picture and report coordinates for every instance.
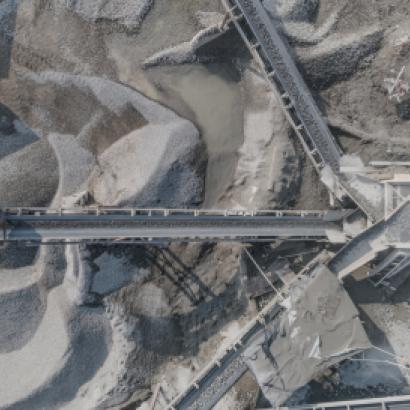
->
[0,43,205,410]
[298,26,383,90]
[144,11,225,68]
[56,0,154,30]
[0,138,58,207]
[263,0,319,23]
[0,70,205,208]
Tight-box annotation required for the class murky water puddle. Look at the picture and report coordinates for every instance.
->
[139,63,244,207]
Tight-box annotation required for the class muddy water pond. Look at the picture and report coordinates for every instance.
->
[141,63,244,207]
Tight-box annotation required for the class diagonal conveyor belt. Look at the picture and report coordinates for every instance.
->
[221,0,382,221]
[226,0,342,171]
[0,208,348,244]
[166,303,284,410]
[165,254,333,410]
[329,200,410,279]
[169,352,248,410]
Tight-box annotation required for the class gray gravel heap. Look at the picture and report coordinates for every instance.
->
[0,138,58,207]
[262,0,319,23]
[58,0,153,30]
[298,26,383,90]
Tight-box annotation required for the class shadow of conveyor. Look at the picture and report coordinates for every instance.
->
[93,243,250,396]
[152,247,216,305]
[0,242,37,269]
[0,0,18,80]
[126,244,248,357]
[134,270,247,358]
[87,242,247,361]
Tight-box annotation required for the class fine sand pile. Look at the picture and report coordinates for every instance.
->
[218,67,301,209]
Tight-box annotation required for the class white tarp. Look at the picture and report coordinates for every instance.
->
[242,265,370,407]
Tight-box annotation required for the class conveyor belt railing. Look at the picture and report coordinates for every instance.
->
[0,208,349,244]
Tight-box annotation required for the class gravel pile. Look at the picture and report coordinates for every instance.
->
[0,138,58,207]
[57,0,154,30]
[49,133,96,206]
[0,286,112,410]
[298,26,383,90]
[0,60,206,410]
[0,71,206,208]
[0,282,45,354]
[144,25,223,68]
[262,0,319,23]
[89,119,205,207]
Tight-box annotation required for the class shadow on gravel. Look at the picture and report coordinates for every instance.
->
[0,103,40,160]
[0,242,38,269]
[135,245,247,358]
[0,0,18,79]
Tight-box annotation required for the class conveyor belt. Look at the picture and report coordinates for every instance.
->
[0,207,348,244]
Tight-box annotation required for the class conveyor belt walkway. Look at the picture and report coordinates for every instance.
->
[0,207,348,244]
